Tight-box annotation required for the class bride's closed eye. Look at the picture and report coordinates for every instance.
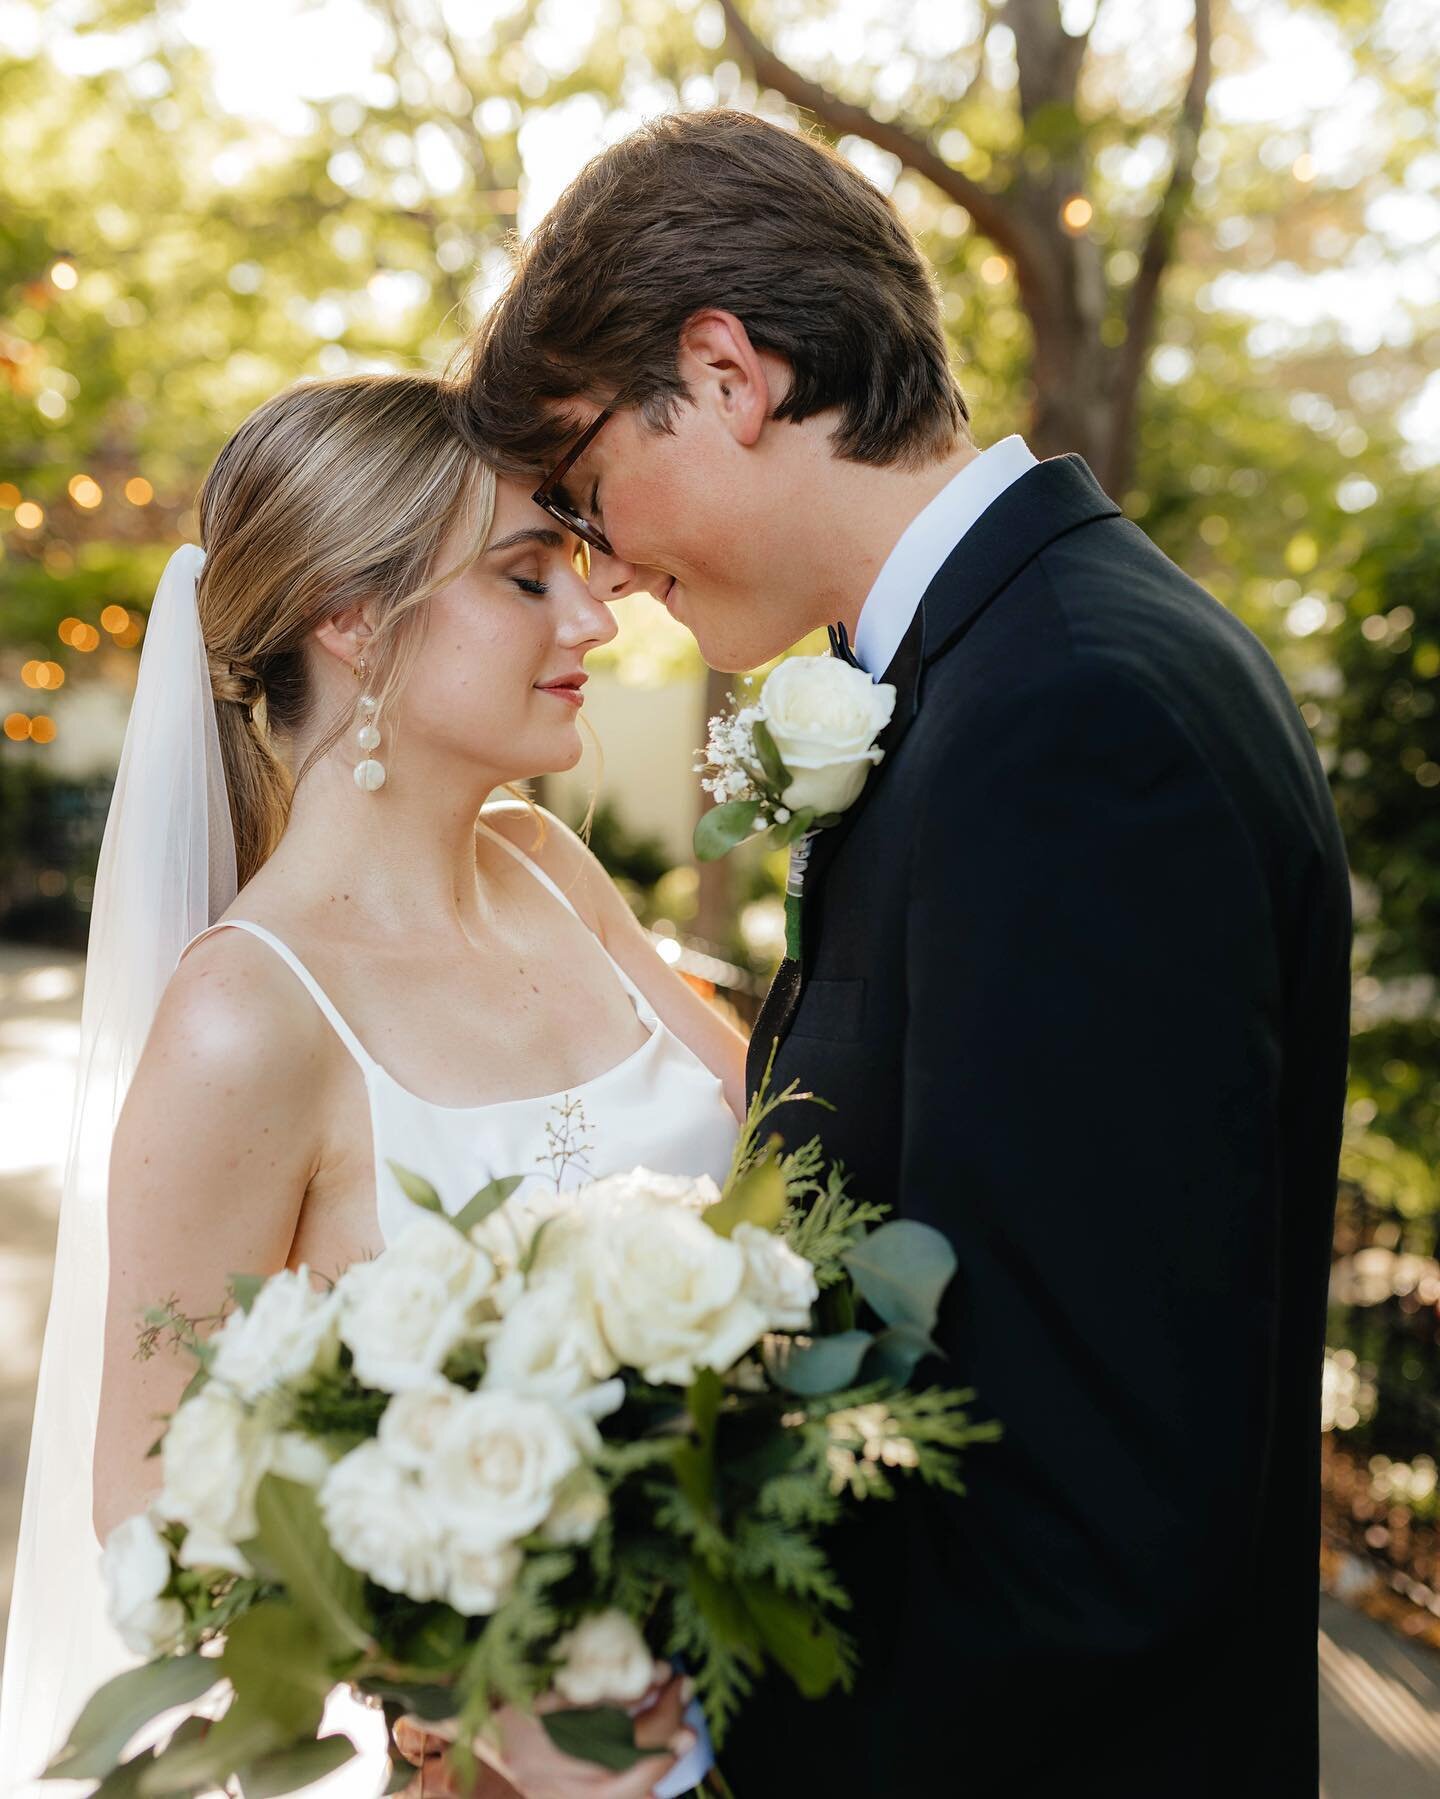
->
[511,575,549,596]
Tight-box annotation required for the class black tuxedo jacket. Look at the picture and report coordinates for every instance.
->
[723,456,1350,1794]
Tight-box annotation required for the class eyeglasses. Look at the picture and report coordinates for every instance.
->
[532,407,616,557]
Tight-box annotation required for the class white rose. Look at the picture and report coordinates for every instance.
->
[210,1266,339,1401]
[541,1468,610,1546]
[101,1512,185,1658]
[336,1215,497,1392]
[575,1168,721,1218]
[445,1536,523,1616]
[482,1283,618,1408]
[733,1224,819,1331]
[378,1382,467,1472]
[589,1204,768,1387]
[426,1391,582,1550]
[159,1387,270,1574]
[319,1441,448,1602]
[758,656,895,818]
[553,1611,655,1707]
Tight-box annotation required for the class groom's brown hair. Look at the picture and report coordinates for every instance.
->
[456,109,968,472]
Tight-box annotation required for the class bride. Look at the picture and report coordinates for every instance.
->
[0,371,743,1797]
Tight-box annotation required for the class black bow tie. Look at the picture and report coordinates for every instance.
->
[827,620,862,668]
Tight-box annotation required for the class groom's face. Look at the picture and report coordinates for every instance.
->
[542,332,823,672]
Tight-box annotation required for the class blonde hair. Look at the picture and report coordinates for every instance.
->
[196,373,497,885]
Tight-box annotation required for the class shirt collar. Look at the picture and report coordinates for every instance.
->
[852,434,1038,679]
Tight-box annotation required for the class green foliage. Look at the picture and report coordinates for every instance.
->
[541,1706,649,1773]
[702,1150,788,1239]
[44,1656,221,1781]
[241,1475,373,1659]
[669,1567,759,1747]
[453,1552,575,1740]
[453,1175,525,1236]
[385,1163,445,1218]
[781,1168,889,1289]
[731,1516,849,1611]
[288,1363,388,1449]
[694,799,761,861]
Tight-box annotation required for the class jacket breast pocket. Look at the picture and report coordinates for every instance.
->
[790,977,867,1044]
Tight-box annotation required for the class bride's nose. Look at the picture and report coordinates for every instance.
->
[558,582,619,651]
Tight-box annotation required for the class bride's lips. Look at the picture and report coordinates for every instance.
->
[535,671,588,708]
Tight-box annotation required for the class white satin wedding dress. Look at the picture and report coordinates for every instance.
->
[7,818,737,1796]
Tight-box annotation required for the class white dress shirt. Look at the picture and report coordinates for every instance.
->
[852,434,1039,679]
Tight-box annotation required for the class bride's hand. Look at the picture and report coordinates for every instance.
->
[395,1666,693,1799]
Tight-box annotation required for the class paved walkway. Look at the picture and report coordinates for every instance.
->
[2,942,1439,1792]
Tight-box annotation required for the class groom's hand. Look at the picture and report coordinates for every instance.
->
[394,1665,693,1799]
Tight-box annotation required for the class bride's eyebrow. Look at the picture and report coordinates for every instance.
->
[486,527,567,554]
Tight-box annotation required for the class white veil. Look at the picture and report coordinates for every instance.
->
[0,544,237,1792]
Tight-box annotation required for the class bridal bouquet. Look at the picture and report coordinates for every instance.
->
[48,1081,995,1796]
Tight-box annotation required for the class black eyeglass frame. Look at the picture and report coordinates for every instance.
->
[531,407,617,556]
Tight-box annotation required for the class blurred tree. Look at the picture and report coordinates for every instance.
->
[1324,494,1440,1212]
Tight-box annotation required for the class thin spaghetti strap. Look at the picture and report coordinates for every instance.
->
[180,919,377,1072]
[476,818,586,918]
[475,819,659,1027]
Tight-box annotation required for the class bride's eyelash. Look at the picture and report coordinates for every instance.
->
[512,577,549,596]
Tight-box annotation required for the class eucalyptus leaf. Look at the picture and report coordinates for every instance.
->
[541,1706,648,1773]
[386,1162,445,1216]
[703,1155,788,1240]
[358,1678,456,1722]
[240,1474,372,1658]
[92,1716,211,1799]
[140,1606,330,1794]
[764,1329,873,1396]
[45,1656,223,1780]
[842,1220,956,1334]
[453,1174,524,1235]
[750,717,791,792]
[236,1734,358,1798]
[862,1323,944,1387]
[693,800,760,862]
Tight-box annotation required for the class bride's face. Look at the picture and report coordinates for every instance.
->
[393,478,616,782]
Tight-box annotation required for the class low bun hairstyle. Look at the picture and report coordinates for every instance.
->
[196,372,496,886]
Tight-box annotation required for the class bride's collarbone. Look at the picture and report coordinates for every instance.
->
[266,916,650,1112]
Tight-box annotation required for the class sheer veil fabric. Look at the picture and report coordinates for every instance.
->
[0,545,239,1791]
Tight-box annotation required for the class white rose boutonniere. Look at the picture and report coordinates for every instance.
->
[694,653,895,958]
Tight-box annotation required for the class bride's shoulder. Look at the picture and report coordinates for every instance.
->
[138,924,332,1101]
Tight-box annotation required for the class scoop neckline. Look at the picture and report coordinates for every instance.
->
[364,1008,663,1116]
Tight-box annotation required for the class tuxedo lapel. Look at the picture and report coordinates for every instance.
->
[744,454,1120,1095]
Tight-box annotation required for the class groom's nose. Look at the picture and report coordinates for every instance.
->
[587,547,665,604]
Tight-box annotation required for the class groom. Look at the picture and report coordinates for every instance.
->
[461,110,1351,1794]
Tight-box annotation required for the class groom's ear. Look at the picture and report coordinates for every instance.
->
[676,310,778,450]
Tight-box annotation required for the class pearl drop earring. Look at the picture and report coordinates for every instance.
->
[352,657,386,791]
